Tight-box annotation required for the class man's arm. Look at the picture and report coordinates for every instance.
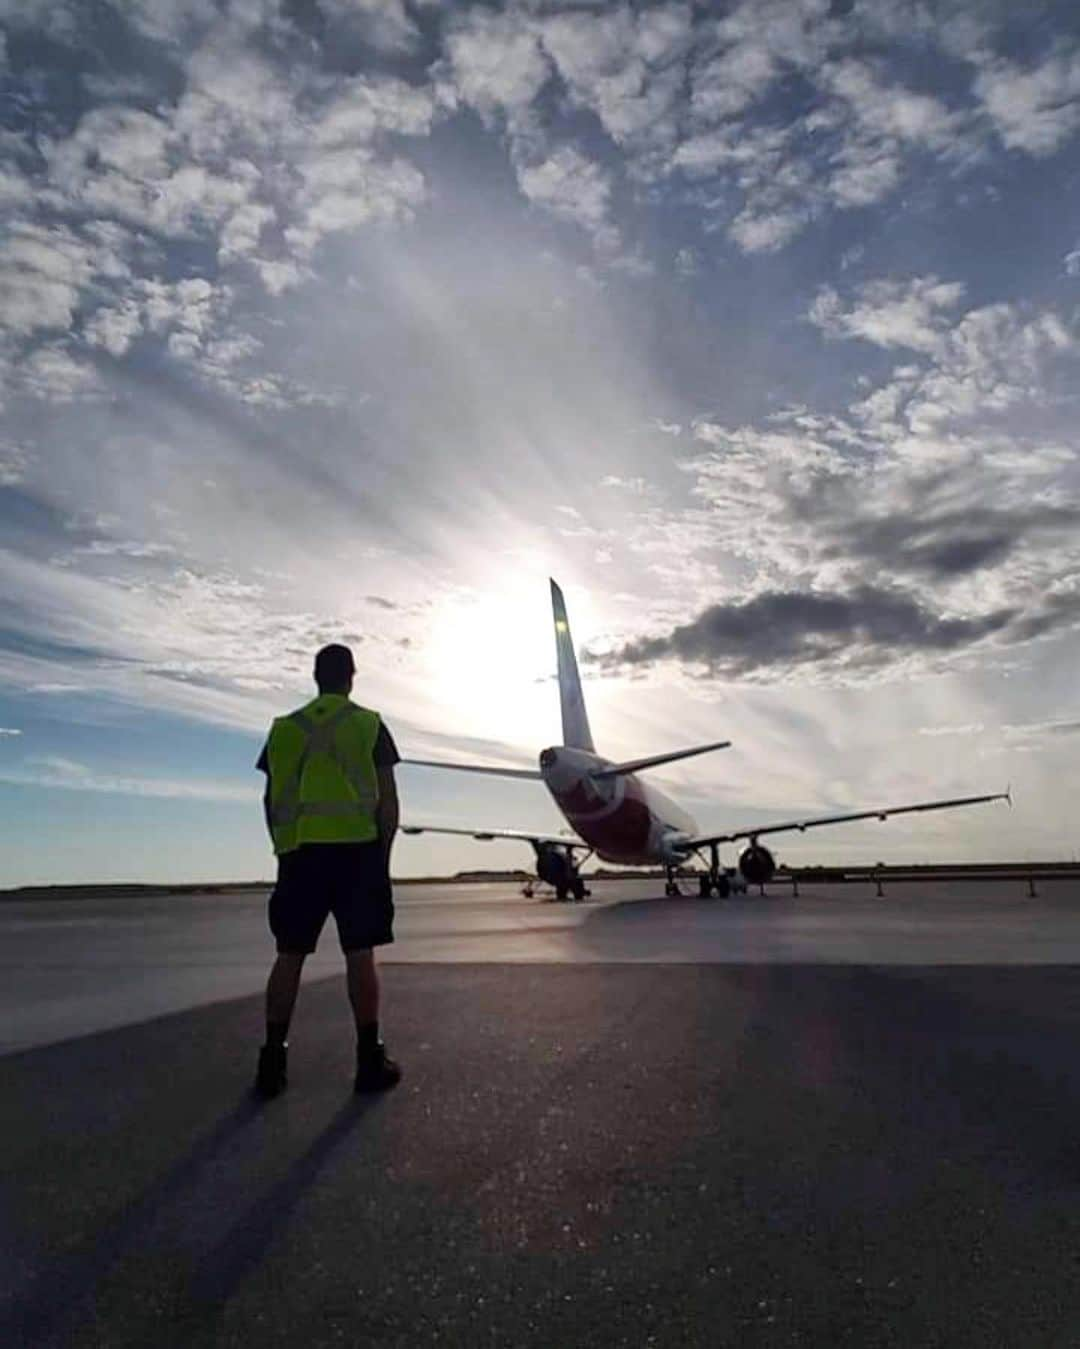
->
[256,741,274,845]
[375,765,399,872]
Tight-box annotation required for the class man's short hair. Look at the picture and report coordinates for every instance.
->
[314,643,355,689]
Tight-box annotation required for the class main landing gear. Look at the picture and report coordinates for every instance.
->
[533,843,592,903]
[556,876,590,903]
[697,844,731,900]
[667,845,732,899]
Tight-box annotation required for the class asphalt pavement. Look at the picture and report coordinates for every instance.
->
[5,879,1080,1054]
[4,882,1080,1345]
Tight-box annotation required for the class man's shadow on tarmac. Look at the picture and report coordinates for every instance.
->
[2,1091,380,1346]
[186,1095,378,1313]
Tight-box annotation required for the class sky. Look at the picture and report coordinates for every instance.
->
[2,0,1080,887]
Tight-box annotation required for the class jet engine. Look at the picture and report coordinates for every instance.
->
[535,843,574,889]
[738,842,776,886]
[658,831,693,866]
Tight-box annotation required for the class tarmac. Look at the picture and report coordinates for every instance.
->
[4,879,1080,1345]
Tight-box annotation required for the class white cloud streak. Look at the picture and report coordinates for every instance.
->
[1,754,256,801]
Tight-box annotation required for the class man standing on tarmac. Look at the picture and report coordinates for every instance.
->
[254,643,402,1098]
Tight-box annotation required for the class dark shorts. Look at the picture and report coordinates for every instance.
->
[269,843,394,954]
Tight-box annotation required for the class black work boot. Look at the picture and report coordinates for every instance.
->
[255,1042,288,1099]
[354,1042,401,1093]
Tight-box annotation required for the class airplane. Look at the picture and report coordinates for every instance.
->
[401,580,1009,901]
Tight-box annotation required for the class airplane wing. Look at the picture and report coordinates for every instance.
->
[684,790,1010,850]
[400,823,589,850]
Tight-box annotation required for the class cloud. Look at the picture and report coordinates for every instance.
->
[42,103,251,239]
[0,442,29,485]
[829,505,1079,580]
[674,246,698,276]
[587,269,1080,684]
[917,722,986,738]
[823,59,961,149]
[593,584,1017,681]
[600,474,651,494]
[0,164,32,210]
[827,145,902,208]
[120,0,221,44]
[1,6,1079,724]
[0,753,256,801]
[537,3,693,161]
[729,208,809,254]
[809,277,966,353]
[0,536,440,732]
[845,298,1077,435]
[19,344,101,400]
[647,7,1080,254]
[0,0,81,42]
[0,727,21,736]
[442,9,551,120]
[83,298,144,357]
[439,5,687,260]
[0,221,128,339]
[318,0,421,55]
[974,44,1080,156]
[218,202,274,263]
[312,75,439,147]
[516,145,613,239]
[285,149,427,259]
[0,15,445,417]
[1002,717,1080,739]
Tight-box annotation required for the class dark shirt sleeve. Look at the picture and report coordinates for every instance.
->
[255,742,269,774]
[374,721,400,767]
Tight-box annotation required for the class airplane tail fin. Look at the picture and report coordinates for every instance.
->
[550,578,595,752]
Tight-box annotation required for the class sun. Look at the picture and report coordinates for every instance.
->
[423,583,568,749]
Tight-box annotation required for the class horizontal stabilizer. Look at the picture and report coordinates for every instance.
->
[401,823,587,849]
[590,739,732,780]
[401,757,542,781]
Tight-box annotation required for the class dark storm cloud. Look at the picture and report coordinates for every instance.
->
[592,585,1019,679]
[1008,588,1080,642]
[825,505,1080,580]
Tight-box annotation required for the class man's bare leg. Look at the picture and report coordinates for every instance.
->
[346,949,401,1089]
[265,951,306,1042]
[345,948,379,1033]
[256,952,305,1097]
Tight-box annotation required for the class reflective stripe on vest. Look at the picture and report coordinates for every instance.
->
[268,700,380,853]
[270,706,377,829]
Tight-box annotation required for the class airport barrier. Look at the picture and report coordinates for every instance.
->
[582,863,1080,901]
[778,863,1080,899]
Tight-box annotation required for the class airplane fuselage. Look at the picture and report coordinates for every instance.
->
[539,745,698,866]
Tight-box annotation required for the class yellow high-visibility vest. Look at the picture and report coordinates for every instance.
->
[266,695,381,855]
